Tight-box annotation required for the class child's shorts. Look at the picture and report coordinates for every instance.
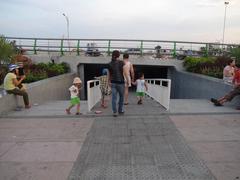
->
[70,97,80,105]
[136,92,145,97]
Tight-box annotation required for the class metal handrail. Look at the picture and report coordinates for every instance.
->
[6,37,239,56]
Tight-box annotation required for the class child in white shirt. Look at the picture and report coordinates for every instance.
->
[66,77,82,115]
[132,72,148,104]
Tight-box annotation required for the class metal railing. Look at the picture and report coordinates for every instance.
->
[6,37,239,57]
[87,80,101,111]
[145,79,171,110]
[87,78,171,111]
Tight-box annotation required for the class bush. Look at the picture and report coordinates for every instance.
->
[183,56,232,79]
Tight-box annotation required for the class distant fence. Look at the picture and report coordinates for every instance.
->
[6,37,239,57]
[145,79,171,110]
[87,80,101,111]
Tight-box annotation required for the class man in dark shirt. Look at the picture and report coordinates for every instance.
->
[108,50,128,117]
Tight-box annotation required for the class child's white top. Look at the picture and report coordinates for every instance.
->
[136,79,145,92]
[69,85,79,98]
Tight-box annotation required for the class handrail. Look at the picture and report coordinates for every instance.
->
[87,80,101,111]
[145,78,171,111]
[5,37,239,57]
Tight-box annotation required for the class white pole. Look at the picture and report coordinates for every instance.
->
[63,13,70,52]
[222,2,229,46]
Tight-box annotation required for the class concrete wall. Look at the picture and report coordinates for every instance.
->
[0,73,75,115]
[169,67,240,105]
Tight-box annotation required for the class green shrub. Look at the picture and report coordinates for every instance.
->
[183,56,232,79]
[183,57,215,72]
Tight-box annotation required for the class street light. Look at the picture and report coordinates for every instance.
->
[222,1,229,46]
[62,13,70,52]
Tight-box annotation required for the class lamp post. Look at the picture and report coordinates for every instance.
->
[222,1,229,46]
[62,13,70,52]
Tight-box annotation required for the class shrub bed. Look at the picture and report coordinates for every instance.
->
[0,62,70,85]
[183,56,233,79]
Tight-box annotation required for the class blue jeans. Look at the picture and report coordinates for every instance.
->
[111,83,124,113]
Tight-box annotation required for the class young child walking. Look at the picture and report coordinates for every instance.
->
[66,77,82,115]
[132,72,148,104]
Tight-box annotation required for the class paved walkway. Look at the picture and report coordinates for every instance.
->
[0,93,239,180]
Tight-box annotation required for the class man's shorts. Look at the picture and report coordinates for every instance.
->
[136,92,145,97]
[70,97,80,105]
[224,86,240,101]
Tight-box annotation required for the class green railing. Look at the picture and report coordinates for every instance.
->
[6,37,239,57]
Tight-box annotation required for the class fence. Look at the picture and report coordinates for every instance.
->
[87,80,101,111]
[145,79,171,110]
[6,37,238,57]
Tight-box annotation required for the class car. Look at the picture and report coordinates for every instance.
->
[85,43,102,57]
[124,48,141,55]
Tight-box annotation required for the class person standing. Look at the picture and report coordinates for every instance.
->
[94,68,109,108]
[3,64,30,108]
[123,53,134,105]
[108,50,128,117]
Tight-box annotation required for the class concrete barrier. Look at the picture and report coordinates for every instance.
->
[0,73,75,115]
[169,67,240,106]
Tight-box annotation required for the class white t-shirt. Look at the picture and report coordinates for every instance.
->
[69,85,79,98]
[136,79,145,93]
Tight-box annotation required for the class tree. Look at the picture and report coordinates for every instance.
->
[0,35,16,65]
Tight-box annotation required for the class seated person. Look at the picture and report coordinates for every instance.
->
[223,59,235,84]
[211,64,240,110]
[3,64,31,108]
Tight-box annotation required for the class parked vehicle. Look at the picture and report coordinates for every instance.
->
[85,43,102,57]
[125,48,141,55]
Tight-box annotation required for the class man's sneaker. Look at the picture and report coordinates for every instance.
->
[113,112,118,117]
[118,111,124,115]
[210,98,223,106]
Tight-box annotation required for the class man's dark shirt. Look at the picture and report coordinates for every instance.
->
[109,60,124,84]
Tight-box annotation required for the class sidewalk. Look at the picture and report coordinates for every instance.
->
[0,94,239,179]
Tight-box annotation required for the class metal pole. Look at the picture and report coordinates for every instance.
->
[222,2,229,46]
[63,13,70,52]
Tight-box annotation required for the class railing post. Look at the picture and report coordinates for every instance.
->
[205,43,209,57]
[77,40,80,56]
[173,42,176,57]
[33,39,37,55]
[107,40,111,56]
[60,39,64,56]
[140,40,143,56]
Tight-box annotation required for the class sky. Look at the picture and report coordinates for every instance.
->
[0,0,240,44]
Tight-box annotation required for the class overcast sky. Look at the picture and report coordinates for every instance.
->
[0,0,240,44]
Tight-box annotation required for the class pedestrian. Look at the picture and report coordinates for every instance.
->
[223,59,235,84]
[94,68,110,108]
[108,50,128,117]
[66,77,82,115]
[211,64,240,110]
[123,53,134,105]
[132,72,148,105]
[3,64,31,108]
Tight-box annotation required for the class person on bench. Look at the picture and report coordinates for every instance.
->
[3,64,31,109]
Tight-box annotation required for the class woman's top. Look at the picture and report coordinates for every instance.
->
[4,73,17,90]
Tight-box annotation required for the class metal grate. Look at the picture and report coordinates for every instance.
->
[68,115,216,180]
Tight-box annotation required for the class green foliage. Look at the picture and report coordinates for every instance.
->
[0,62,70,85]
[0,36,16,64]
[230,47,240,63]
[183,56,231,79]
[23,71,48,83]
[183,57,215,72]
